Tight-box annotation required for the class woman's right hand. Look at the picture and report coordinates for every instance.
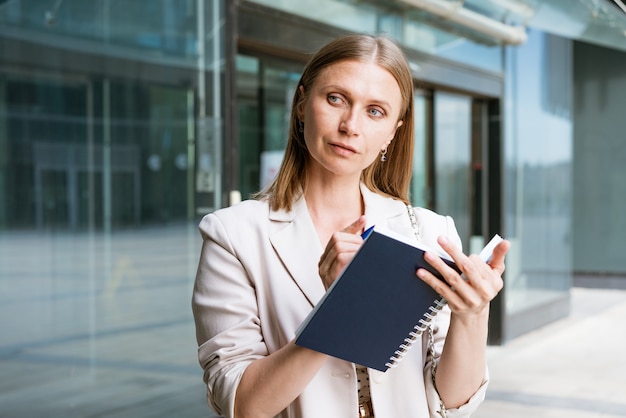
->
[317,216,367,290]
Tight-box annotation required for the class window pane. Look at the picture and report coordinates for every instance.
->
[434,92,472,249]
[503,30,572,317]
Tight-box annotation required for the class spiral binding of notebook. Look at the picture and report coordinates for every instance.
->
[384,297,447,369]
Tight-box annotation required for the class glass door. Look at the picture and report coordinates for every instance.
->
[434,91,472,249]
[235,54,304,200]
[432,91,496,254]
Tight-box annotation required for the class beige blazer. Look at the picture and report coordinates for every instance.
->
[192,185,488,418]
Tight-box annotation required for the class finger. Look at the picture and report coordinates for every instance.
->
[318,238,364,289]
[419,266,489,313]
[434,236,482,284]
[418,258,496,311]
[341,215,366,235]
[423,244,492,302]
[487,240,511,274]
[436,236,466,265]
[422,237,509,311]
[422,250,471,291]
[416,267,460,304]
[437,236,509,279]
[318,217,367,290]
[428,247,503,306]
[321,226,364,260]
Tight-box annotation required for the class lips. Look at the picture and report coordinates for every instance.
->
[329,142,357,154]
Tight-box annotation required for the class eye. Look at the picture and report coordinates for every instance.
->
[368,107,384,118]
[328,94,344,105]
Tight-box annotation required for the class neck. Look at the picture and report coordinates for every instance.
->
[305,177,364,238]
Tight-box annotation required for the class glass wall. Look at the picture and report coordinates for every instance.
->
[0,0,201,58]
[0,1,224,416]
[0,0,226,229]
[2,75,194,230]
[572,41,626,284]
[503,29,573,338]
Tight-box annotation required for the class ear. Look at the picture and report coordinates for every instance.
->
[383,119,403,150]
[394,119,404,133]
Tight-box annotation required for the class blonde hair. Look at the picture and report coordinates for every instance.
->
[256,34,415,211]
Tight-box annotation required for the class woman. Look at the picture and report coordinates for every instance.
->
[192,34,510,418]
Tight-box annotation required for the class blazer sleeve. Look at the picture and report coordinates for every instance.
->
[416,209,489,417]
[191,212,268,417]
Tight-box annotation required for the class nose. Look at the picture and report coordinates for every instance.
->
[339,109,359,136]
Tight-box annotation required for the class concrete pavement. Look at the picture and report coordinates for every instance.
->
[479,287,626,417]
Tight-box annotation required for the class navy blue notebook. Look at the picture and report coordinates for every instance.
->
[295,226,502,372]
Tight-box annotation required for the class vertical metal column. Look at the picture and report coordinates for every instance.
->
[103,79,112,233]
[212,0,223,209]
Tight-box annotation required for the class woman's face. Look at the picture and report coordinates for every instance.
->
[299,59,404,180]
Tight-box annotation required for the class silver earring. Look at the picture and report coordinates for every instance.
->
[380,148,388,162]
[299,121,304,133]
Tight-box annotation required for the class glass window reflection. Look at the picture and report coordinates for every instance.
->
[0,1,223,416]
[503,30,573,318]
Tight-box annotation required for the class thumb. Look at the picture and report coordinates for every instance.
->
[342,216,367,235]
[489,239,511,274]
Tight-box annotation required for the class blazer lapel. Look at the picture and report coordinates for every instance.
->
[269,197,326,308]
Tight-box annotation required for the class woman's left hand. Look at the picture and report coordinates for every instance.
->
[417,236,511,317]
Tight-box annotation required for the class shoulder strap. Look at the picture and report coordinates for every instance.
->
[406,203,421,242]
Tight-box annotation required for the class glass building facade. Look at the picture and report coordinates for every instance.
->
[0,1,225,416]
[1,0,625,415]
[502,29,573,338]
[0,0,226,228]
